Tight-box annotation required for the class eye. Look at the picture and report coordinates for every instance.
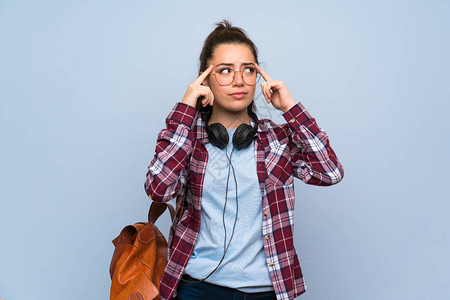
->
[218,68,232,74]
[243,67,256,74]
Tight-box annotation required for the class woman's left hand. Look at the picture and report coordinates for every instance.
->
[255,63,297,113]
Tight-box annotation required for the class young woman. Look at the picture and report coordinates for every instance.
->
[145,20,344,300]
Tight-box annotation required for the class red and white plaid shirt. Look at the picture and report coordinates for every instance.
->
[145,102,344,300]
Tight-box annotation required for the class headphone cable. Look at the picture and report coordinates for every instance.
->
[181,147,239,284]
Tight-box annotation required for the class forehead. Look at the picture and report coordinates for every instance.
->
[210,44,255,64]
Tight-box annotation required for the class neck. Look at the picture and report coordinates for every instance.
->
[208,108,250,129]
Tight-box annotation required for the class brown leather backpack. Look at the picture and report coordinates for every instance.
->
[110,201,175,300]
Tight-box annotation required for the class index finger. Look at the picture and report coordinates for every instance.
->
[255,63,274,82]
[194,64,214,85]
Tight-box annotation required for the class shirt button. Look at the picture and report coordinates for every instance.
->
[268,263,274,267]
[265,235,270,240]
[263,211,267,216]
[289,118,295,123]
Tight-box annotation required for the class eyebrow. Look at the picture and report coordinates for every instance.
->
[216,62,255,67]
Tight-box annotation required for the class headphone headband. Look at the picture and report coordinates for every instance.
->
[204,111,258,150]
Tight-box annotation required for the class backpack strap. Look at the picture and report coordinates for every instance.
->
[148,201,175,224]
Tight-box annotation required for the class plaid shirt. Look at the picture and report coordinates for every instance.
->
[145,102,344,300]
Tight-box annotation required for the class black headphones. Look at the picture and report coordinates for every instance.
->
[204,111,259,150]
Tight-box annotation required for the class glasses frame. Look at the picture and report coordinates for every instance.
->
[211,66,261,86]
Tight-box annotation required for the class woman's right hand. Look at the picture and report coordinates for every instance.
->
[181,65,214,108]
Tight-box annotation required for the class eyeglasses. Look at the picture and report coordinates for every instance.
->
[211,66,261,86]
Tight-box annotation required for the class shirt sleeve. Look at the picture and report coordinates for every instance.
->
[282,102,344,186]
[144,102,198,202]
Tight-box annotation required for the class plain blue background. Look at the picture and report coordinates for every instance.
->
[1,0,449,299]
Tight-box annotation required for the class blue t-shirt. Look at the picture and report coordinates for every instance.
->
[184,128,274,292]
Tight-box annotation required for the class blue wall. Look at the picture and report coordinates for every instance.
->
[1,0,449,299]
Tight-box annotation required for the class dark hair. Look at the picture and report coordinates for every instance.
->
[196,20,258,115]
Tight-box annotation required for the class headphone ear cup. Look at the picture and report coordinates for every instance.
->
[207,123,229,149]
[233,124,255,150]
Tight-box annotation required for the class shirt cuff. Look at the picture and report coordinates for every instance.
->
[282,102,313,128]
[167,102,199,128]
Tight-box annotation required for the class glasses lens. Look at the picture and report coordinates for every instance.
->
[215,71,234,86]
[242,67,260,86]
[243,69,261,86]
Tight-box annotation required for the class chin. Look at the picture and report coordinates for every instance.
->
[229,96,253,108]
[213,94,254,113]
[227,101,252,112]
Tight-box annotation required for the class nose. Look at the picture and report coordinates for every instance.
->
[232,70,245,86]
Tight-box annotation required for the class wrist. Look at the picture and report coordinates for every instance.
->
[181,97,196,109]
[281,100,297,113]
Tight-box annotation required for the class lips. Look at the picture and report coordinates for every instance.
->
[230,92,247,99]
